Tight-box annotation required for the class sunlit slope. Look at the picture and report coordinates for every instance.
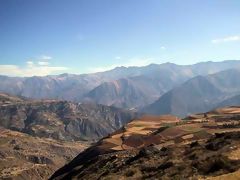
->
[51,106,240,179]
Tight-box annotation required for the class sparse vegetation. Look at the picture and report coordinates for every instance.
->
[50,107,240,179]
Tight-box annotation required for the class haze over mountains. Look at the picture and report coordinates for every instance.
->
[143,68,240,117]
[1,60,240,114]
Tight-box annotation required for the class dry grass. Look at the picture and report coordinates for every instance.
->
[104,137,122,146]
[0,127,87,180]
[182,134,194,140]
[228,146,240,160]
[202,169,240,180]
[160,127,187,139]
[214,107,240,114]
[208,128,240,134]
[177,123,203,132]
[111,144,133,151]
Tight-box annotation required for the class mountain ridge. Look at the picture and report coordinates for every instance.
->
[0,93,136,141]
[1,60,240,109]
[143,69,240,117]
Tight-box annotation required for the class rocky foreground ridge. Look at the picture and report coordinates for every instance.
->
[0,93,136,141]
[51,107,240,179]
[0,93,136,179]
[0,127,87,179]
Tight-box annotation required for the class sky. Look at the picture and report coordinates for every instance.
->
[0,0,240,76]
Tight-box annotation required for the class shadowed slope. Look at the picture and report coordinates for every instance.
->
[143,69,240,117]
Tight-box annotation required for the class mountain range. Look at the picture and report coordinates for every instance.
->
[143,68,240,117]
[1,60,240,110]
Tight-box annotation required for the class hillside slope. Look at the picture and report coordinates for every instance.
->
[84,77,164,108]
[50,106,240,179]
[216,94,240,108]
[0,93,136,179]
[0,93,136,141]
[0,127,87,179]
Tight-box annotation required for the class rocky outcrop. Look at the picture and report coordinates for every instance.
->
[0,93,136,141]
[0,126,87,180]
[0,93,136,179]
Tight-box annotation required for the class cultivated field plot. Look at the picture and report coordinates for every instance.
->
[213,106,240,114]
[51,106,240,180]
[99,106,240,153]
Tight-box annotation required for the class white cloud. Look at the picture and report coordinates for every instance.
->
[88,57,155,73]
[38,61,49,66]
[0,65,20,76]
[212,35,240,44]
[39,55,52,60]
[26,61,34,65]
[0,63,68,77]
[160,46,166,50]
[0,54,69,77]
[115,56,121,60]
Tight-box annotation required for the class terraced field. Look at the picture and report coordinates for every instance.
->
[50,106,240,179]
[96,107,240,152]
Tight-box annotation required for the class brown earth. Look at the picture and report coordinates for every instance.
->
[0,126,88,180]
[0,93,136,179]
[0,93,136,141]
[50,106,240,179]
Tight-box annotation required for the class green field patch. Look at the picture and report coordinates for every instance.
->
[0,138,9,146]
[177,124,203,133]
[193,130,211,139]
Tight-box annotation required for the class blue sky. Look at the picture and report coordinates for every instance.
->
[0,0,240,76]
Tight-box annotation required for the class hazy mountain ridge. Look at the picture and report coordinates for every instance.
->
[216,94,240,108]
[143,69,240,117]
[1,60,240,109]
[84,77,164,108]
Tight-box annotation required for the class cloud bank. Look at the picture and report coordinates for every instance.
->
[160,46,166,50]
[212,35,240,44]
[0,57,68,77]
[39,55,52,60]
